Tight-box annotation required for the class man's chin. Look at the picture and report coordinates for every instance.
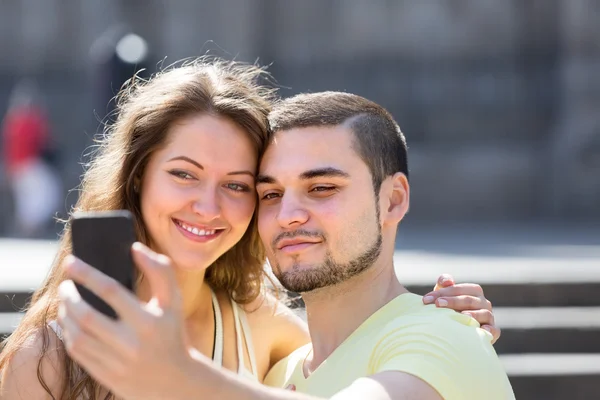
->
[276,267,330,294]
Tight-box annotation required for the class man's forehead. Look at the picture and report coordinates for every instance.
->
[261,126,355,164]
[257,127,369,183]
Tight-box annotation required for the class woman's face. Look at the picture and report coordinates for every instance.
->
[139,113,258,271]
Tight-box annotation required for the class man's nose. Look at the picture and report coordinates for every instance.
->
[275,192,309,228]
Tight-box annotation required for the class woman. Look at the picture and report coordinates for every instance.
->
[0,58,497,400]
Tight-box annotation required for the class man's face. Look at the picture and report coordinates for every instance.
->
[256,126,383,293]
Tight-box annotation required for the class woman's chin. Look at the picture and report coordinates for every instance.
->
[170,255,213,273]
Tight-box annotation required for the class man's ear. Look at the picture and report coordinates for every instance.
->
[383,172,410,225]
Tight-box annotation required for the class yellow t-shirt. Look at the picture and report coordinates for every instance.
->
[265,293,515,399]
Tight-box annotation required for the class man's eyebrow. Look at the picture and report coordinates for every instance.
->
[256,175,276,185]
[256,167,350,186]
[299,167,350,180]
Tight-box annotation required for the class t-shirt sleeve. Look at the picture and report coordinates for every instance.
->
[368,315,514,400]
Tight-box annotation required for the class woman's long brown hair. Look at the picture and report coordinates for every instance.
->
[0,57,276,399]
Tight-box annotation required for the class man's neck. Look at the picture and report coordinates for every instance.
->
[301,259,407,375]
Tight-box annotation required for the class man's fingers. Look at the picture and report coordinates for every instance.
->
[64,255,144,323]
[131,242,181,312]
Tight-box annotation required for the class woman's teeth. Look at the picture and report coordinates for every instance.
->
[177,221,216,236]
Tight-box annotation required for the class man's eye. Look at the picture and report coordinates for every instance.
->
[261,192,280,200]
[311,186,335,193]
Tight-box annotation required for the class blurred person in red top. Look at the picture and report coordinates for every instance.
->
[1,79,62,237]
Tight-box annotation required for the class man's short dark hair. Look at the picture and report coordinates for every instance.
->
[268,91,408,191]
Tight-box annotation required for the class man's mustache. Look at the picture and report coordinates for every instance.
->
[271,229,325,249]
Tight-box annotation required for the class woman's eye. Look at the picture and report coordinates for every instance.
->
[226,183,250,192]
[168,170,194,180]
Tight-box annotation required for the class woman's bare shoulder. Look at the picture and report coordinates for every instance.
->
[0,327,65,399]
[242,291,310,368]
[242,290,304,324]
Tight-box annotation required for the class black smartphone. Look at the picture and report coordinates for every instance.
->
[71,210,136,319]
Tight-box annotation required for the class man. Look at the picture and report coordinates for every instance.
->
[58,91,514,399]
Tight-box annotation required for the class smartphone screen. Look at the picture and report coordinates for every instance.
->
[71,210,136,319]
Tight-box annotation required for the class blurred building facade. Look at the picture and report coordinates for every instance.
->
[0,0,598,229]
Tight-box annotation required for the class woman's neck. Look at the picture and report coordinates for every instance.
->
[136,265,213,321]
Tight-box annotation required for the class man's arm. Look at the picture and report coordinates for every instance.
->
[331,372,442,400]
[55,245,452,400]
[180,357,441,400]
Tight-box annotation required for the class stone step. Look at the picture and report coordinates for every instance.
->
[493,307,600,354]
[0,312,21,337]
[407,283,600,307]
[503,354,600,400]
[509,374,599,400]
[0,292,31,313]
[497,327,600,354]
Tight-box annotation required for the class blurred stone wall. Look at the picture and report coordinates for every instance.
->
[0,0,598,226]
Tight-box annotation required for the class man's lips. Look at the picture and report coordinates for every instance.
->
[276,238,322,252]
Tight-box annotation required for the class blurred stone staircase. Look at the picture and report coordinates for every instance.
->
[2,233,599,400]
[407,282,600,400]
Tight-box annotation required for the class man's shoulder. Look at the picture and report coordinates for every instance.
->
[374,293,490,342]
[366,296,514,399]
[364,293,502,374]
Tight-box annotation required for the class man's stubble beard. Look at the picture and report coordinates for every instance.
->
[272,203,383,294]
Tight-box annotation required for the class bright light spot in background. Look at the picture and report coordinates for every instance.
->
[116,33,148,64]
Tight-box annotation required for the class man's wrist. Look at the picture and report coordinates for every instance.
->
[175,351,252,399]
[174,351,215,398]
[173,351,313,400]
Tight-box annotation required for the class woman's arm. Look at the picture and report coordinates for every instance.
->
[0,329,64,400]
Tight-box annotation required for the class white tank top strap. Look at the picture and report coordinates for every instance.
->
[213,289,257,379]
[47,320,64,341]
[231,298,245,374]
[236,302,259,378]
[210,288,224,367]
